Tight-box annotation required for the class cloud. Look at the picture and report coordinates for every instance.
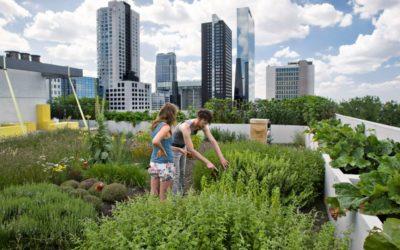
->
[273,47,300,59]
[317,74,400,102]
[352,0,399,19]
[327,4,400,74]
[0,0,31,21]
[0,0,31,51]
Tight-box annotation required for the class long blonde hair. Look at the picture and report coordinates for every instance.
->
[151,103,178,130]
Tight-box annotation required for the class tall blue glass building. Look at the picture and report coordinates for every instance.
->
[155,52,177,91]
[71,77,99,98]
[235,7,255,102]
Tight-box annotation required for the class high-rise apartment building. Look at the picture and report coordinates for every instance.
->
[97,1,140,88]
[97,1,150,111]
[235,7,255,102]
[266,60,314,100]
[201,14,232,106]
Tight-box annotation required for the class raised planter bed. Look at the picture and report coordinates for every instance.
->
[322,153,383,250]
[305,133,384,250]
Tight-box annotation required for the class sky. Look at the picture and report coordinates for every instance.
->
[0,0,399,101]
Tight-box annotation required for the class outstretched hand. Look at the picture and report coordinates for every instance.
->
[220,157,229,169]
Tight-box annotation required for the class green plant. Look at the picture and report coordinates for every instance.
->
[0,183,96,249]
[101,183,128,202]
[61,179,80,189]
[364,218,400,250]
[309,120,399,173]
[338,96,400,127]
[104,110,152,126]
[70,188,90,198]
[0,129,89,189]
[193,141,324,208]
[208,127,247,142]
[83,195,103,212]
[51,95,107,120]
[79,189,347,249]
[131,131,152,164]
[83,163,148,188]
[79,178,98,190]
[88,182,105,197]
[87,113,112,164]
[328,154,400,216]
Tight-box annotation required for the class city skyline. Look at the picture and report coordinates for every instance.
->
[0,0,399,101]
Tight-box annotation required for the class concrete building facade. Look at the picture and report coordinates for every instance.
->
[266,60,314,100]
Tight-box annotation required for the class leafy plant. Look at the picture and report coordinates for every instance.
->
[328,154,400,216]
[207,127,247,142]
[87,113,112,164]
[193,141,324,208]
[309,120,399,173]
[79,189,348,249]
[0,183,96,249]
[83,163,148,188]
[364,218,400,250]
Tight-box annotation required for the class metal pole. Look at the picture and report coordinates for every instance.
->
[67,67,88,130]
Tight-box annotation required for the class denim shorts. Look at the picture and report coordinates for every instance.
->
[148,162,175,181]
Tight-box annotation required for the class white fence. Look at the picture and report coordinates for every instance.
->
[336,113,400,142]
[84,120,307,144]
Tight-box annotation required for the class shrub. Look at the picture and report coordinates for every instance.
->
[101,183,128,202]
[70,188,90,198]
[83,195,103,211]
[79,190,348,249]
[88,182,105,197]
[61,179,80,189]
[204,96,337,125]
[83,163,148,188]
[79,178,98,190]
[0,183,96,249]
[207,127,247,143]
[193,141,324,208]
[0,129,88,189]
[131,131,152,164]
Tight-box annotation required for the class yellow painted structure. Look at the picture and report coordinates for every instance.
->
[0,122,36,138]
[0,104,79,138]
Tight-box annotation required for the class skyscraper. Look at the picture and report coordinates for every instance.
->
[235,7,255,102]
[97,1,140,89]
[155,52,177,91]
[266,60,315,100]
[97,1,151,111]
[201,14,232,106]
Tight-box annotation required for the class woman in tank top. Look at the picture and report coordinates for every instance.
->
[148,103,178,201]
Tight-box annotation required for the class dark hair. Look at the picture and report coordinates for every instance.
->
[197,109,213,123]
[151,103,178,130]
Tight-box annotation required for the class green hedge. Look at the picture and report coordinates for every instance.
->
[79,190,347,249]
[338,96,400,127]
[205,95,337,125]
[0,183,96,249]
[193,141,324,208]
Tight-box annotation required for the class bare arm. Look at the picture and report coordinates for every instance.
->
[181,124,214,169]
[152,124,170,157]
[203,125,229,168]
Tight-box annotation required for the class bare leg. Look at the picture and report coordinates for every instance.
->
[159,180,172,201]
[150,177,160,197]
